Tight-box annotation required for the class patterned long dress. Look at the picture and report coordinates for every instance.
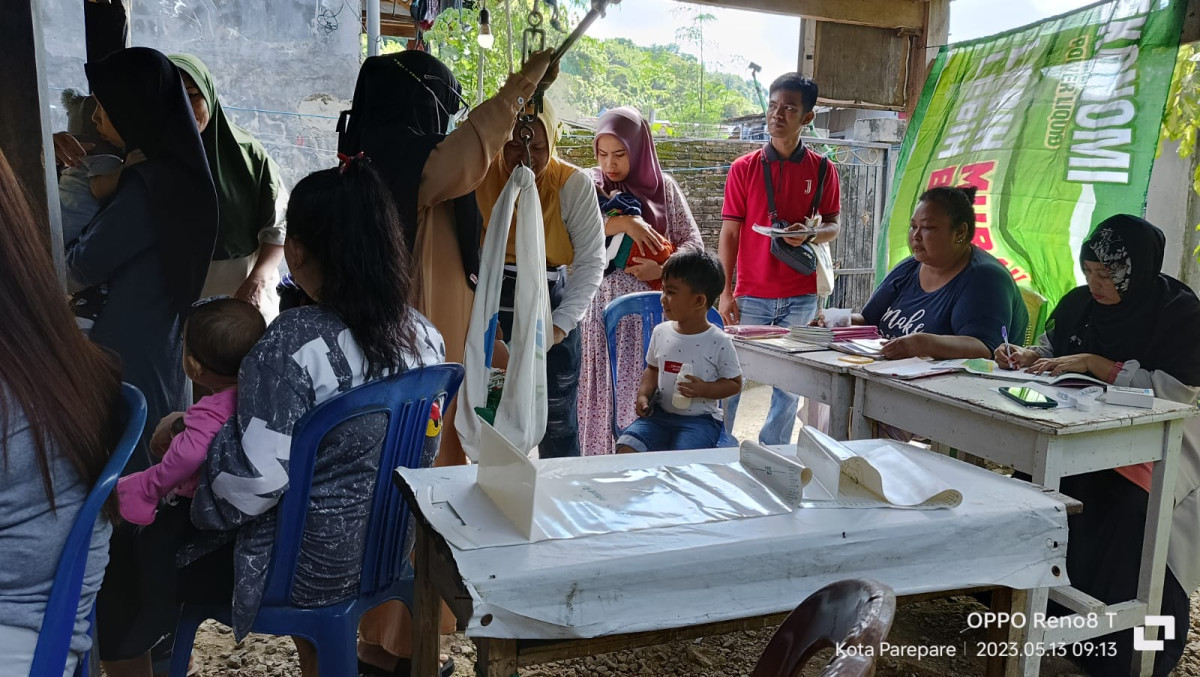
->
[577,174,704,455]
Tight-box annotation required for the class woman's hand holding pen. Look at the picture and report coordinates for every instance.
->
[993,344,1039,371]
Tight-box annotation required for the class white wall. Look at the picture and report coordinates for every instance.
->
[1146,140,1200,291]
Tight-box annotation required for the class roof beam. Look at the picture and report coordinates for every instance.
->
[679,0,926,29]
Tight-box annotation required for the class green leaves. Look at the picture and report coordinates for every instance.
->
[409,2,760,128]
[1160,43,1200,263]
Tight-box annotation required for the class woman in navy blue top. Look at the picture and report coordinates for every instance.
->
[855,185,1027,359]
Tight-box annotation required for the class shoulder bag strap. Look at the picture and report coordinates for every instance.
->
[810,155,829,219]
[760,154,780,223]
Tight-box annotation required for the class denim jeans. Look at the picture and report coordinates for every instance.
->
[724,294,818,445]
[499,267,582,458]
[616,409,724,452]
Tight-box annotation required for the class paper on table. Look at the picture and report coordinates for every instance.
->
[796,427,962,509]
[861,357,967,379]
[739,441,811,507]
[743,335,827,354]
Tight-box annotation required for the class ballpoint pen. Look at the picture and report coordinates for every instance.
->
[1001,325,1015,369]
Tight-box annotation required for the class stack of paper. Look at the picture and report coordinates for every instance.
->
[790,325,881,346]
[829,338,888,358]
[724,325,791,339]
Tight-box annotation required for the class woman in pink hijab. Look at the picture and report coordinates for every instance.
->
[577,106,704,455]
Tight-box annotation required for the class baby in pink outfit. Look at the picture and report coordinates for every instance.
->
[117,297,266,525]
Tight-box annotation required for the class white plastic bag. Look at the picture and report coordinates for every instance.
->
[458,166,552,461]
[813,241,834,299]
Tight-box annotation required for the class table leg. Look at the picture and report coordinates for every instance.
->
[1013,587,1049,677]
[985,587,1030,677]
[849,377,873,440]
[1132,420,1183,677]
[413,523,442,677]
[475,638,518,677]
[1008,436,1066,677]
[829,373,854,441]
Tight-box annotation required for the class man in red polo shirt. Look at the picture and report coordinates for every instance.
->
[717,73,841,445]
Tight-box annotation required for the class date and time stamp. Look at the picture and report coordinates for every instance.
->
[833,612,1174,661]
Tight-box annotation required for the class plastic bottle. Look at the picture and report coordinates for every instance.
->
[672,363,694,409]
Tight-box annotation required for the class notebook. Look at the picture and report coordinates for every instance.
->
[963,360,1109,388]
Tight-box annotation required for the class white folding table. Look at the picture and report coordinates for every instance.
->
[849,371,1198,676]
[397,444,1071,676]
[733,342,857,440]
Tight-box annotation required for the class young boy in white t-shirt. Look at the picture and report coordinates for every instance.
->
[617,250,743,453]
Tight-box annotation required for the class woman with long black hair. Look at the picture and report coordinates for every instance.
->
[0,146,123,674]
[100,157,446,677]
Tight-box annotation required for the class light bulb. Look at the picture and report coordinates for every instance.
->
[477,8,494,49]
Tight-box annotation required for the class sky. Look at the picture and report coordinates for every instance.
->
[587,0,1098,80]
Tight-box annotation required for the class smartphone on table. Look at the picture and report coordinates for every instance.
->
[998,386,1057,409]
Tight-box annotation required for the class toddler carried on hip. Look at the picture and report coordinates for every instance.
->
[116,297,266,524]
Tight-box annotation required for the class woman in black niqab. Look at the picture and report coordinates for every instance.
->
[70,46,218,442]
[84,46,218,310]
[997,214,1200,677]
[69,46,220,676]
[338,49,480,278]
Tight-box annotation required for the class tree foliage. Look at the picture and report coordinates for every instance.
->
[1160,43,1200,257]
[402,2,763,132]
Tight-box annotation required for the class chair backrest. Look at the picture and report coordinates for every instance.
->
[751,579,896,677]
[31,384,147,677]
[603,291,723,437]
[1020,287,1048,346]
[261,363,464,607]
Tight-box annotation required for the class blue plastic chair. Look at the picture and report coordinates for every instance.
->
[169,363,464,677]
[30,383,147,677]
[603,291,736,447]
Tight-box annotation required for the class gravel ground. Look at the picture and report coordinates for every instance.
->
[185,590,1200,676]
[179,384,1200,676]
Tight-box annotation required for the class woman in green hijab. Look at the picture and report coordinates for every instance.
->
[169,53,287,319]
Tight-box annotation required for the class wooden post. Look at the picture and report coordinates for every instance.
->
[413,525,443,676]
[906,0,950,117]
[797,18,817,76]
[1,2,65,280]
[475,638,519,677]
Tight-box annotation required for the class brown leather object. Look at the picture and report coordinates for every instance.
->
[752,578,897,677]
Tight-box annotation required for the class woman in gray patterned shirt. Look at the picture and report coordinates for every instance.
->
[98,157,446,677]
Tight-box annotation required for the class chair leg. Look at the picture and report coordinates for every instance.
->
[169,612,203,677]
[314,624,359,677]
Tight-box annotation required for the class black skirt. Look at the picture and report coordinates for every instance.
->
[96,498,233,662]
[1051,469,1190,677]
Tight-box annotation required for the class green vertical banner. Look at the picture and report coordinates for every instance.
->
[881,0,1185,305]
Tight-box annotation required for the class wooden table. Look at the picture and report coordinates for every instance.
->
[733,342,857,440]
[397,445,1072,676]
[849,371,1198,676]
